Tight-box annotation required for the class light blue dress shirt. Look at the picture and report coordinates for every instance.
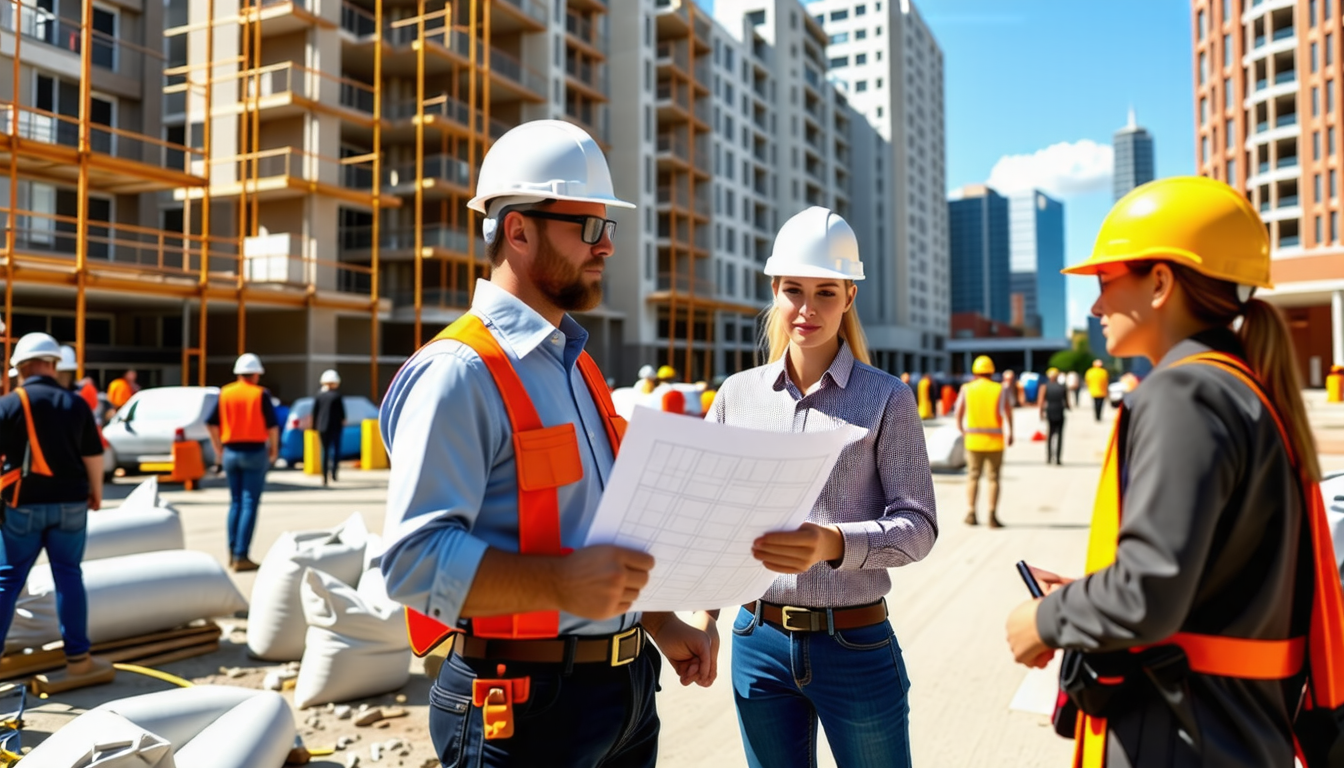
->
[379,280,635,636]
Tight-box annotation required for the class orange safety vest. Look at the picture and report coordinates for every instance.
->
[403,314,628,657]
[1071,351,1344,768]
[0,388,54,508]
[218,381,270,445]
[962,377,1006,452]
[660,387,686,415]
[106,378,132,408]
[78,381,98,415]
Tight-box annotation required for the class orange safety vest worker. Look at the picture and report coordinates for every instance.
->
[917,376,934,420]
[1085,366,1109,399]
[217,381,270,445]
[0,389,53,507]
[660,387,686,415]
[1070,352,1344,768]
[962,377,1008,452]
[78,381,98,416]
[106,378,133,408]
[403,314,628,657]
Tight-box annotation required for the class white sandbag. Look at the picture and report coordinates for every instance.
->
[247,513,369,662]
[362,532,384,572]
[294,568,409,709]
[171,691,295,768]
[93,686,259,749]
[84,506,185,562]
[120,477,161,512]
[1321,474,1344,587]
[8,551,247,651]
[19,709,176,768]
[926,424,966,471]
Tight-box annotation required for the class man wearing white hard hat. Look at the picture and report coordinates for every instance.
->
[312,369,345,487]
[635,363,657,394]
[0,333,113,689]
[380,119,716,768]
[707,207,936,768]
[205,353,279,571]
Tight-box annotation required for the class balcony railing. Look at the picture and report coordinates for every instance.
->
[565,58,607,94]
[383,154,472,189]
[1272,26,1295,41]
[340,0,383,41]
[1255,35,1266,48]
[497,0,547,25]
[1276,112,1298,127]
[340,224,481,255]
[240,62,376,117]
[656,133,688,160]
[1257,78,1269,91]
[565,12,606,54]
[1279,194,1300,207]
[213,148,375,192]
[1280,234,1301,246]
[0,3,136,77]
[656,272,714,295]
[1275,69,1296,84]
[488,47,546,96]
[0,102,203,175]
[656,41,688,70]
[655,185,710,215]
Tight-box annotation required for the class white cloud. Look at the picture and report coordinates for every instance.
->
[986,140,1114,199]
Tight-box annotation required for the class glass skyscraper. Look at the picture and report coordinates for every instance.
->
[1114,109,1156,201]
[949,185,1011,325]
[1008,190,1067,339]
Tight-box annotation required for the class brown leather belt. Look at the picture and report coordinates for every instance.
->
[745,599,889,633]
[452,626,645,667]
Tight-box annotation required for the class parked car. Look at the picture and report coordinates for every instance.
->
[102,386,220,473]
[278,395,380,466]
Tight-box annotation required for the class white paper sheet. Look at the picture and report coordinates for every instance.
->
[1008,653,1062,716]
[583,407,859,612]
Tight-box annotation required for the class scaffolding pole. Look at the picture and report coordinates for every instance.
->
[75,0,95,381]
[412,0,426,346]
[370,0,384,400]
[3,0,23,394]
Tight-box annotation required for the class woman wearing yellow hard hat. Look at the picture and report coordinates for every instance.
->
[1005,176,1344,767]
[707,207,936,768]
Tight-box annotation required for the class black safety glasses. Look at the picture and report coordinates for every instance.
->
[520,211,617,245]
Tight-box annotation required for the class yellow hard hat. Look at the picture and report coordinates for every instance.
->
[656,365,677,380]
[972,356,995,375]
[1061,176,1272,289]
[1045,367,1059,378]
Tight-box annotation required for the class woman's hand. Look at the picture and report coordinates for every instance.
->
[752,523,844,574]
[644,611,718,687]
[1006,599,1054,668]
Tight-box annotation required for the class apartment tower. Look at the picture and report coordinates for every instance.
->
[1194,0,1344,386]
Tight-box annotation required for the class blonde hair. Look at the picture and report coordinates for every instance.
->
[1163,263,1321,482]
[758,278,871,367]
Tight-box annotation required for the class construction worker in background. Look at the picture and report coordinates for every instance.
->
[900,372,911,384]
[1066,367,1082,406]
[635,364,657,394]
[1085,358,1110,421]
[378,120,715,768]
[206,353,279,572]
[1007,176,1344,767]
[0,333,113,690]
[709,207,935,768]
[652,364,686,414]
[1038,367,1070,466]
[105,370,138,409]
[313,369,346,487]
[1001,368,1019,407]
[956,355,1012,528]
[56,347,99,417]
[917,372,934,419]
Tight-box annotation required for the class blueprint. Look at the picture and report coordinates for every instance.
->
[583,407,858,612]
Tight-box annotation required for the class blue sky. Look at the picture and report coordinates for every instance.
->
[698,0,1197,332]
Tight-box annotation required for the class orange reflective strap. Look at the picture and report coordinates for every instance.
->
[576,352,627,449]
[1160,633,1305,680]
[16,389,50,477]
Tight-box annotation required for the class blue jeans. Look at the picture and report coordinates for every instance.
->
[731,606,912,768]
[0,502,90,657]
[429,643,661,767]
[319,430,341,483]
[223,446,268,559]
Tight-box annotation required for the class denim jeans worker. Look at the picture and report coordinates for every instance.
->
[319,430,341,484]
[429,642,662,767]
[732,607,911,767]
[223,445,268,561]
[0,503,92,658]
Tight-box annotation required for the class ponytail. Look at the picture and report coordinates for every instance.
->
[1172,264,1321,482]
[1238,297,1321,482]
[758,278,872,367]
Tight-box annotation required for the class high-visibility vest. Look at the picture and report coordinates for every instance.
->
[78,381,98,415]
[218,381,269,445]
[402,313,628,657]
[0,388,53,508]
[962,377,1006,452]
[1085,367,1109,398]
[917,376,933,420]
[106,378,132,408]
[1072,351,1344,768]
[660,387,686,415]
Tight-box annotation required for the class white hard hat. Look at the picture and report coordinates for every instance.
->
[233,353,265,375]
[10,333,62,367]
[467,120,635,215]
[638,365,656,380]
[57,345,78,372]
[320,369,341,385]
[764,207,865,281]
[6,368,15,379]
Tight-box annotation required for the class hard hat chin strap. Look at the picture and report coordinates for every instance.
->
[1236,284,1256,305]
[483,196,546,245]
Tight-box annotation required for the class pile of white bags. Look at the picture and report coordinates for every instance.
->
[293,567,409,709]
[6,550,248,652]
[84,478,185,562]
[22,685,296,768]
[246,513,369,661]
[926,424,966,471]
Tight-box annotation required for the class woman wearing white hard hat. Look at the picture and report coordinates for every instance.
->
[312,369,345,487]
[205,353,279,571]
[707,207,936,768]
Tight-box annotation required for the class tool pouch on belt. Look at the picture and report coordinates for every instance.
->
[1055,646,1202,750]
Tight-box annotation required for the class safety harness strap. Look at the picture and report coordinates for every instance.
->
[0,388,53,509]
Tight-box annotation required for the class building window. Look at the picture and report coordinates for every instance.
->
[1314,42,1320,73]
[876,106,883,117]
[1198,9,1206,39]
[830,56,849,68]
[830,9,848,20]
[1329,0,1335,20]
[855,4,866,15]
[1226,158,1236,182]
[856,29,867,40]
[1331,83,1337,112]
[856,80,868,92]
[1224,77,1233,110]
[1331,169,1337,197]
[1333,212,1340,242]
[1317,215,1324,242]
[1199,52,1207,84]
[1331,34,1337,67]
[877,77,884,88]
[1332,126,1337,155]
[1201,135,1210,164]
[876,26,882,35]
[1316,173,1323,202]
[856,53,867,65]
[1312,0,1319,27]
[829,33,849,44]
[1200,97,1209,124]
[1315,131,1322,159]
[1315,87,1321,116]
[1222,0,1230,21]
[1226,118,1235,148]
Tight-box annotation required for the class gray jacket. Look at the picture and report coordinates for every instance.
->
[1036,329,1306,768]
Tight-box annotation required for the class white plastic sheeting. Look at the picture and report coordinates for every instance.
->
[246,513,369,662]
[7,551,247,652]
[18,710,176,767]
[25,686,294,768]
[926,425,967,471]
[293,567,410,709]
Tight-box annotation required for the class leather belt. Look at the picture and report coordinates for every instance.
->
[452,627,645,668]
[745,599,889,633]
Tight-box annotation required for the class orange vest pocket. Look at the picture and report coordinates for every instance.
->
[513,424,583,491]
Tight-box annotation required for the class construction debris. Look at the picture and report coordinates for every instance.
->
[0,622,222,682]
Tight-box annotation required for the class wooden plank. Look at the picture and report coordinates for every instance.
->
[130,640,219,668]
[0,622,222,681]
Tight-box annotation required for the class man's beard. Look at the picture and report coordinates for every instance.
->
[531,232,604,312]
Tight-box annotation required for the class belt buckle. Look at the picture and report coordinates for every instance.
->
[780,606,815,632]
[610,628,641,667]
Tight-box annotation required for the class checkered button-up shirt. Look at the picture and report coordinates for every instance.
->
[708,341,938,608]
